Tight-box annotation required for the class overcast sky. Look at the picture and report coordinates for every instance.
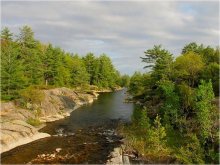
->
[2,0,219,75]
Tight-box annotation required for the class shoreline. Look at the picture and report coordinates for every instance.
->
[0,88,100,154]
[0,87,123,154]
[1,132,51,154]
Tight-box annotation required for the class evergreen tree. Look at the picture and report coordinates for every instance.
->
[97,54,116,88]
[69,55,89,86]
[1,26,122,100]
[195,80,215,142]
[128,72,145,96]
[182,42,204,54]
[82,53,96,85]
[120,74,130,87]
[1,28,26,99]
[158,79,180,125]
[17,26,43,85]
[141,45,172,69]
[1,27,13,41]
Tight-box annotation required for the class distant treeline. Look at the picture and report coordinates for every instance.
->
[125,43,219,163]
[1,26,129,100]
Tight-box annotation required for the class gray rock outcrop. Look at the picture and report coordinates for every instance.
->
[0,87,98,153]
[106,147,130,165]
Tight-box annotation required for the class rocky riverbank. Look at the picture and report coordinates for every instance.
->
[1,119,132,164]
[0,87,99,153]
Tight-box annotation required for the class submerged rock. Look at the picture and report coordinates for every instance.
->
[55,148,62,152]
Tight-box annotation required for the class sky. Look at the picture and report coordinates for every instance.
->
[1,0,219,75]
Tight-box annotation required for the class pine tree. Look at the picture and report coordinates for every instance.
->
[195,80,215,142]
[17,26,43,85]
[1,28,26,99]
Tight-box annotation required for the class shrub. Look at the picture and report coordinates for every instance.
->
[132,107,150,131]
[146,115,171,159]
[175,133,204,164]
[19,86,45,104]
[123,114,172,162]
[26,117,41,126]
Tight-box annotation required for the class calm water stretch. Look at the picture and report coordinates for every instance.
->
[1,89,135,164]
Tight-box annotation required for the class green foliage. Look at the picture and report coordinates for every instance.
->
[195,80,215,142]
[181,42,204,54]
[151,49,173,81]
[158,79,175,96]
[128,72,146,96]
[26,117,41,126]
[124,113,171,162]
[174,52,204,87]
[43,45,70,86]
[147,115,169,154]
[201,46,219,64]
[200,62,219,95]
[127,43,219,163]
[67,55,89,86]
[158,80,180,125]
[143,116,171,163]
[82,53,96,84]
[120,74,130,87]
[1,28,26,100]
[17,26,44,86]
[141,45,172,69]
[175,134,204,164]
[18,25,36,48]
[82,53,121,88]
[177,83,195,111]
[95,54,118,88]
[1,27,13,41]
[132,107,150,131]
[19,86,45,104]
[1,26,123,100]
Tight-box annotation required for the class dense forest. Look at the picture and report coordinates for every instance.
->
[1,26,129,101]
[123,44,219,163]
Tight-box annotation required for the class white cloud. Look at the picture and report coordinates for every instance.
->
[1,1,219,74]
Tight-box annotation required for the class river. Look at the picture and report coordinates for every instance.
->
[1,89,135,164]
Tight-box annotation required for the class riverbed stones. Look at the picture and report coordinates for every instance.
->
[123,155,130,164]
[106,147,123,164]
[106,146,132,165]
[55,148,62,152]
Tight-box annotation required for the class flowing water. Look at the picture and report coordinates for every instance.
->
[1,89,135,164]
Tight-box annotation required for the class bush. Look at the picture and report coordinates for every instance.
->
[26,117,41,126]
[146,115,171,159]
[19,86,45,104]
[132,107,150,130]
[175,133,204,164]
[123,113,172,162]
